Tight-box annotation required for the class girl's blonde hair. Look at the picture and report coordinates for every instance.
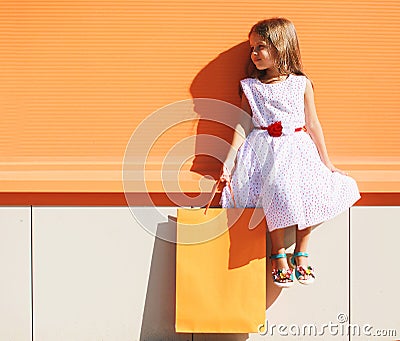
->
[248,17,306,79]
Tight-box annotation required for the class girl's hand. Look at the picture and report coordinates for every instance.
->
[324,160,348,176]
[220,165,232,183]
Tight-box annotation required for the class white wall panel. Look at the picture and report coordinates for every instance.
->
[0,207,32,341]
[33,207,190,341]
[4,205,395,340]
[350,207,400,340]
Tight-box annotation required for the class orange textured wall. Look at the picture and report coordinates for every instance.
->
[1,1,399,192]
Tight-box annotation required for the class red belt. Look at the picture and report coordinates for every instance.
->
[255,121,307,137]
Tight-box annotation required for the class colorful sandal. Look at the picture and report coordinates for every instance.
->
[290,252,315,285]
[270,253,294,288]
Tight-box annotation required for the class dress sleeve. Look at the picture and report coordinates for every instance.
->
[240,78,256,106]
[239,78,261,124]
[239,78,252,100]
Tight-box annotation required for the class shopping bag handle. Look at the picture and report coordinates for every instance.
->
[204,176,236,215]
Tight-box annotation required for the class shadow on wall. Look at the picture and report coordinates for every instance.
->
[139,215,250,341]
[139,217,190,341]
[189,41,252,181]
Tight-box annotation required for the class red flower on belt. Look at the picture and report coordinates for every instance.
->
[267,121,283,137]
[258,121,307,136]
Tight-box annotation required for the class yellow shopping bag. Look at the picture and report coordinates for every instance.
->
[175,207,266,333]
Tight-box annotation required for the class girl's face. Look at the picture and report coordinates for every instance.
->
[249,32,276,71]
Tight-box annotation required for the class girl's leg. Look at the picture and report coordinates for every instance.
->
[270,228,288,270]
[294,226,312,278]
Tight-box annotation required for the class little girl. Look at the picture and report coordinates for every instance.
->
[219,17,361,288]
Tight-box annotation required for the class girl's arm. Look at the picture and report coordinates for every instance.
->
[220,94,254,181]
[304,78,347,175]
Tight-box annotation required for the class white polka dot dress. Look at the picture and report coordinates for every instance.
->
[219,74,361,232]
